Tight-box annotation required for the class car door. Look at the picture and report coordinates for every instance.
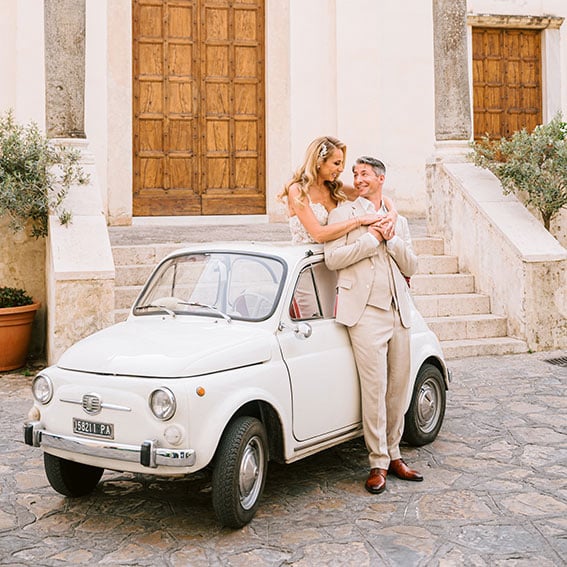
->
[277,259,361,442]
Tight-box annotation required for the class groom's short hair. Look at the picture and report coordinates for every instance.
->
[354,156,386,176]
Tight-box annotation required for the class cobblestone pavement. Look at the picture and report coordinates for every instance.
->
[1,351,566,566]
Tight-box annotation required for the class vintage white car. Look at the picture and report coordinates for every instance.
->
[25,241,449,528]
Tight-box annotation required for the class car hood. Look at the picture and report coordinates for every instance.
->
[56,317,274,377]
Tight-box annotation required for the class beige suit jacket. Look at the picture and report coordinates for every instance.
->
[324,199,417,328]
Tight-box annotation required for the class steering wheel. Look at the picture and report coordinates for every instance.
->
[233,292,272,318]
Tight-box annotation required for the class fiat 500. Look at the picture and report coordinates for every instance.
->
[25,242,449,528]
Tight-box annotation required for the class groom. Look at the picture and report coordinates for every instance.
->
[324,156,422,494]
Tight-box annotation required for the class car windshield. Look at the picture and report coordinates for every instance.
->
[134,251,286,322]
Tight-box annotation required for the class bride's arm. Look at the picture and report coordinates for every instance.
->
[289,186,379,243]
[382,195,399,224]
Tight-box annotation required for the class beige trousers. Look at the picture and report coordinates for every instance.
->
[347,303,411,469]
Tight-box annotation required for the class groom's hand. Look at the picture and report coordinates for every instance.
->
[370,217,395,242]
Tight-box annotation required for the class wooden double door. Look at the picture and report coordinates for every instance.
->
[472,27,542,140]
[133,0,266,216]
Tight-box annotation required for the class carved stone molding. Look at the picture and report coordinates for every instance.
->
[467,14,564,30]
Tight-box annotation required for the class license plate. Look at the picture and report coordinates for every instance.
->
[73,418,114,439]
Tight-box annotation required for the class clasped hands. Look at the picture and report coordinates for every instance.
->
[358,212,396,243]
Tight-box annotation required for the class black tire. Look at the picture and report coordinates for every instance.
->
[212,416,268,528]
[44,452,104,497]
[403,363,446,446]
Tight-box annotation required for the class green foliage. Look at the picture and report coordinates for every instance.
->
[0,286,33,308]
[0,110,88,238]
[469,113,567,230]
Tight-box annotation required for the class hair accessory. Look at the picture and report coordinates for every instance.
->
[319,142,328,159]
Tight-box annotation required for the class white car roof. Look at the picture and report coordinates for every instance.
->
[163,241,325,265]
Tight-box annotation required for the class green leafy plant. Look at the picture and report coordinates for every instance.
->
[469,113,567,230]
[0,286,33,308]
[0,109,88,238]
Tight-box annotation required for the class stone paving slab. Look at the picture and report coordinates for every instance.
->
[0,350,565,566]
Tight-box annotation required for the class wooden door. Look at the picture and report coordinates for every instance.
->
[472,27,542,140]
[133,0,265,216]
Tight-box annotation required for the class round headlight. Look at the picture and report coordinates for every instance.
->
[149,387,176,421]
[32,374,53,404]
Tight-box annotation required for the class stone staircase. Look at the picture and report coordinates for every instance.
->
[110,225,529,359]
[112,242,184,323]
[411,237,528,359]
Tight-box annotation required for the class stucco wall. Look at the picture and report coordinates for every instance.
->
[287,0,435,217]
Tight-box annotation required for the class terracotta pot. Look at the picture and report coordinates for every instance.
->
[0,301,40,372]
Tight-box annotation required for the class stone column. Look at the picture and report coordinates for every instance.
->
[44,0,86,138]
[432,0,471,150]
[43,0,115,364]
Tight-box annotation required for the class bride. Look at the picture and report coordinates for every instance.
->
[279,136,397,244]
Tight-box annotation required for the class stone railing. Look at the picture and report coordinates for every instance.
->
[426,160,567,351]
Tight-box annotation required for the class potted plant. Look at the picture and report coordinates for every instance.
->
[0,110,88,368]
[0,286,40,371]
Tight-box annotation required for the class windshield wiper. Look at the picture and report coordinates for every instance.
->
[179,301,232,323]
[135,304,176,318]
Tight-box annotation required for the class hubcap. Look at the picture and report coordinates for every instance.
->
[238,436,264,510]
[417,377,441,433]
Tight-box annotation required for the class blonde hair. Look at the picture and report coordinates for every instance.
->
[278,136,347,207]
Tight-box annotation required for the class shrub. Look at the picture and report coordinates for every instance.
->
[0,109,88,238]
[469,113,567,230]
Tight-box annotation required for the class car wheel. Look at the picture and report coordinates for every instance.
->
[44,452,104,497]
[403,362,446,446]
[212,416,268,528]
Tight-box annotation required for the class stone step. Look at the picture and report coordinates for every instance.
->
[115,308,130,323]
[416,254,458,275]
[113,238,444,264]
[411,273,475,295]
[440,337,529,359]
[115,286,142,311]
[413,293,490,317]
[412,237,444,256]
[425,314,508,342]
[114,253,460,287]
[115,264,154,287]
[112,243,182,266]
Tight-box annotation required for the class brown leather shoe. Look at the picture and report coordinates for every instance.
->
[388,459,423,481]
[365,468,387,494]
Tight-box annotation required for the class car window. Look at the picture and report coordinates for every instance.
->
[134,252,285,321]
[290,262,337,321]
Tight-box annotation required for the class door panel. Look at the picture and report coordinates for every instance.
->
[472,27,542,139]
[133,0,265,216]
[278,262,361,442]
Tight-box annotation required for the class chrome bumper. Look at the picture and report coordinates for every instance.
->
[24,422,195,468]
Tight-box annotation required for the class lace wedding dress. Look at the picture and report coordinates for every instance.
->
[288,202,329,244]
